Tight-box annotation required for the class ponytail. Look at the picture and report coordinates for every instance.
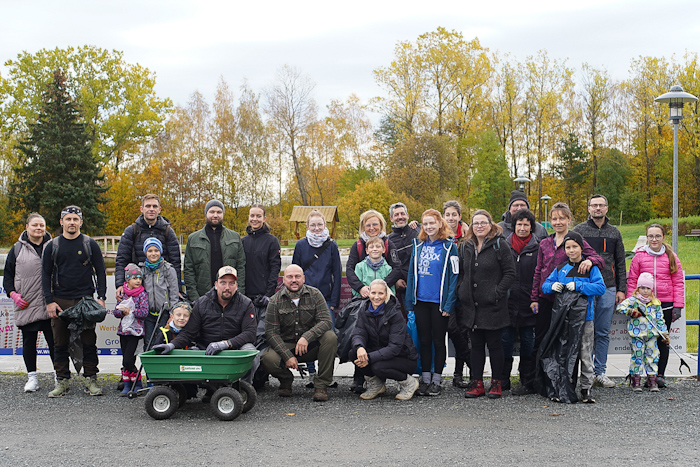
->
[662,242,678,274]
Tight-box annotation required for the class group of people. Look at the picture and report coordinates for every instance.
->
[4,191,685,404]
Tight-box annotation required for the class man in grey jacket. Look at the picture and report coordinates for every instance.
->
[573,194,627,388]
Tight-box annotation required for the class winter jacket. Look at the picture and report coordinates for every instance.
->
[242,225,281,298]
[352,259,395,297]
[405,238,459,314]
[142,260,179,315]
[292,237,342,308]
[530,233,605,303]
[458,235,516,330]
[351,296,418,363]
[183,226,246,300]
[627,247,685,308]
[346,236,402,292]
[387,225,419,281]
[499,211,549,241]
[506,233,539,327]
[542,262,606,321]
[170,287,256,350]
[572,217,627,291]
[616,296,667,339]
[115,215,181,289]
[4,232,51,327]
[112,290,149,336]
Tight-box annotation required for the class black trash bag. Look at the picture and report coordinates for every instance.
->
[335,296,367,364]
[534,290,588,404]
[59,297,107,374]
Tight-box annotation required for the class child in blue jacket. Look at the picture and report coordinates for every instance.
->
[542,231,605,403]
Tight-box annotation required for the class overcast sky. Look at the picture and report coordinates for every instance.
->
[2,0,699,118]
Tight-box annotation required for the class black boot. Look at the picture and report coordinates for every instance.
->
[502,356,513,391]
[512,355,536,396]
[452,359,469,388]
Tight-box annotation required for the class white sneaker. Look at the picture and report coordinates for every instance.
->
[594,374,616,388]
[24,372,39,393]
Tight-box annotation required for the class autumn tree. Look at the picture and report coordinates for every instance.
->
[554,133,590,219]
[467,131,511,216]
[11,69,107,232]
[580,64,615,189]
[490,58,525,176]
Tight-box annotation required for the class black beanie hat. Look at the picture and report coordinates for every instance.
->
[563,231,585,250]
[508,191,530,209]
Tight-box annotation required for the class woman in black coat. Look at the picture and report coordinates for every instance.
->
[349,279,419,401]
[458,210,515,399]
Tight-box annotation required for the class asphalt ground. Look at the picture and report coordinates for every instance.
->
[0,371,698,466]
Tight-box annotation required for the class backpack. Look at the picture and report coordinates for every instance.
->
[356,238,390,260]
[50,234,95,288]
[130,222,173,264]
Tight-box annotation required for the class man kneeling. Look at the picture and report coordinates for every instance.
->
[261,265,337,401]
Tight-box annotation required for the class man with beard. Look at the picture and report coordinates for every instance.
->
[261,264,337,401]
[184,200,246,301]
[573,194,627,389]
[153,266,258,386]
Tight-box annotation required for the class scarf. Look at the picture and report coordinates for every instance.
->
[360,231,386,242]
[635,293,651,305]
[168,321,181,333]
[510,233,531,254]
[642,244,665,257]
[365,256,385,271]
[307,228,330,248]
[124,285,145,297]
[454,222,463,239]
[367,302,386,317]
[145,257,163,270]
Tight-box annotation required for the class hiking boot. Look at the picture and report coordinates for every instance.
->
[396,376,419,401]
[84,377,103,396]
[24,372,39,393]
[501,378,511,391]
[488,379,502,399]
[278,381,293,397]
[426,382,441,396]
[464,380,485,398]
[580,388,595,403]
[417,381,429,396]
[312,387,328,402]
[594,374,616,388]
[360,376,386,400]
[48,379,70,398]
[511,384,536,396]
[631,375,642,393]
[647,375,659,392]
[452,359,469,388]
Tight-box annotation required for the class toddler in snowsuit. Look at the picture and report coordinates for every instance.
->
[112,263,149,396]
[616,272,669,392]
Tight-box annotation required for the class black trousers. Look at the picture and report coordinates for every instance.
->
[414,301,449,374]
[120,334,142,373]
[349,349,416,381]
[20,319,55,373]
[470,328,504,380]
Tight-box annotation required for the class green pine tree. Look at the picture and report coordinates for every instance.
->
[10,69,108,233]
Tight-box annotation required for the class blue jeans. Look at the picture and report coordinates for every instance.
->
[593,286,617,375]
[501,325,535,361]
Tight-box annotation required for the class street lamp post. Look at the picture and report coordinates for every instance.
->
[513,176,531,192]
[541,194,552,230]
[655,85,698,253]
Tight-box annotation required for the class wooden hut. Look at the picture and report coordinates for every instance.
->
[289,206,339,239]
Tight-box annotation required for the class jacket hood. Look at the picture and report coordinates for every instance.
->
[18,230,52,245]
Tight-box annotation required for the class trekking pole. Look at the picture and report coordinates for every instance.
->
[127,304,168,400]
[638,309,694,374]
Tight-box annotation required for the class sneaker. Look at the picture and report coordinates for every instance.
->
[656,376,667,388]
[48,379,71,398]
[360,376,386,400]
[594,374,616,388]
[417,381,430,396]
[426,382,441,396]
[464,380,485,398]
[84,377,103,396]
[24,372,39,393]
[452,374,469,388]
[396,376,419,401]
[647,375,659,392]
[511,385,536,396]
[312,387,328,402]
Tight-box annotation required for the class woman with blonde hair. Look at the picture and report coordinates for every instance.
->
[405,209,459,396]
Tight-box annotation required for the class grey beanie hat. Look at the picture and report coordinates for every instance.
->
[205,199,225,216]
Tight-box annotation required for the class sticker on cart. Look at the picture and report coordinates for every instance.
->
[179,365,202,372]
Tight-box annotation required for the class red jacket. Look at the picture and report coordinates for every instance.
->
[627,247,684,307]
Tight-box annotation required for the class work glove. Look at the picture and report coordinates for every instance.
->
[551,282,564,293]
[671,307,682,322]
[205,340,230,355]
[566,282,576,291]
[152,343,175,354]
[9,292,29,309]
[253,295,270,308]
[660,331,670,345]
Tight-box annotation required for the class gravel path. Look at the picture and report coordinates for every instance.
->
[0,374,698,466]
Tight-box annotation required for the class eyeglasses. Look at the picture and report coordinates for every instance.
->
[472,221,490,227]
[589,204,607,208]
[646,235,663,240]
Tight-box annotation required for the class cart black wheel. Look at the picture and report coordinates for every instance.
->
[127,390,139,400]
[170,383,188,408]
[235,380,257,414]
[145,386,178,420]
[210,387,243,421]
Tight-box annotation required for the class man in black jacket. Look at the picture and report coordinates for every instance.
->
[387,202,418,309]
[115,194,182,300]
[154,266,258,384]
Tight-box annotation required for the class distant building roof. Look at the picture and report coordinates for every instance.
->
[289,206,339,223]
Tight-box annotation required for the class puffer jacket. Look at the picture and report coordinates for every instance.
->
[616,295,667,338]
[627,246,685,307]
[4,232,51,326]
[458,235,515,330]
[242,224,281,298]
[171,287,256,350]
[506,233,539,327]
[351,296,418,363]
[142,260,179,315]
